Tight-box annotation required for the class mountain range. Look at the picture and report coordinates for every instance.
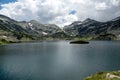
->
[64,16,120,40]
[0,14,120,42]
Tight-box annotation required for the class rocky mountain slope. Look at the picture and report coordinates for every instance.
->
[0,14,63,42]
[0,14,120,42]
[18,20,61,36]
[0,14,30,42]
[63,16,120,40]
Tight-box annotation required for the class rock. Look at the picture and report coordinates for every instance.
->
[84,71,120,80]
[106,73,120,79]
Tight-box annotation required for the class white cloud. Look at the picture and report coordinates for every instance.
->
[53,14,78,27]
[95,2,109,10]
[111,0,120,6]
[0,0,120,27]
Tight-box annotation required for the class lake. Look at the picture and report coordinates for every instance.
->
[0,40,120,80]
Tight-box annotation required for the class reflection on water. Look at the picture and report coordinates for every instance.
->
[0,41,120,80]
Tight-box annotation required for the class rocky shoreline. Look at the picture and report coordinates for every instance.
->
[84,71,120,80]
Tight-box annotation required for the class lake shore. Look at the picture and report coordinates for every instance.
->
[84,70,120,80]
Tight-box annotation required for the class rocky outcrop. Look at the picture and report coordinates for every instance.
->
[84,71,120,80]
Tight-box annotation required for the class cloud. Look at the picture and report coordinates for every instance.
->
[0,0,120,27]
[95,2,109,10]
[111,0,120,6]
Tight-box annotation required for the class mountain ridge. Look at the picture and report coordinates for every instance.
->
[0,14,120,42]
[63,15,120,40]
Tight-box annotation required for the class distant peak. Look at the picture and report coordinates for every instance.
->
[111,16,120,21]
[0,14,11,19]
[84,18,93,21]
[0,14,16,22]
[44,24,60,29]
[83,18,96,23]
[73,21,82,23]
[71,21,82,25]
[0,14,7,17]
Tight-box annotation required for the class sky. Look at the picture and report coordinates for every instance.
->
[0,0,120,27]
[0,0,16,4]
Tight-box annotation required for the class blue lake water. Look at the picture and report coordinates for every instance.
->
[0,40,120,80]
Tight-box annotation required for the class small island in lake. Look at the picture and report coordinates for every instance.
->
[70,40,89,44]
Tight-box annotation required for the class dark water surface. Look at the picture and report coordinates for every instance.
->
[0,41,120,80]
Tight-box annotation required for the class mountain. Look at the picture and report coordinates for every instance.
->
[63,21,82,36]
[0,14,63,43]
[0,14,120,42]
[0,14,32,43]
[63,18,103,37]
[18,20,61,36]
[0,14,28,33]
[63,16,120,40]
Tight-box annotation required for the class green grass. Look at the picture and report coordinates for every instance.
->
[0,39,9,44]
[84,71,120,80]
[72,37,93,41]
[21,36,32,42]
